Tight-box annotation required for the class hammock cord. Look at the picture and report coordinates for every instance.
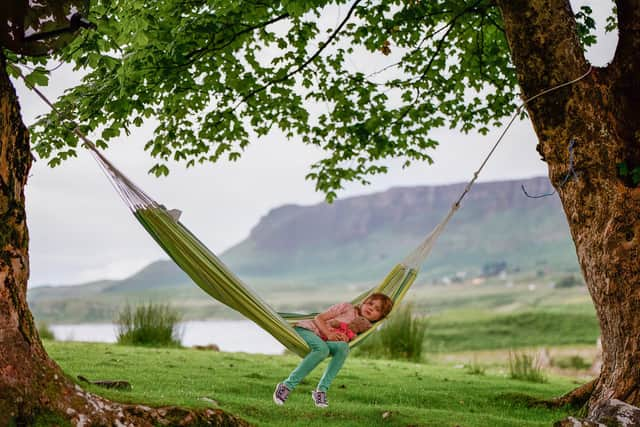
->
[402,66,593,269]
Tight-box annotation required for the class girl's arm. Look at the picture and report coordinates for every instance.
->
[313,306,350,341]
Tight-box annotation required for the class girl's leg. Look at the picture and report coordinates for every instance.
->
[316,341,349,392]
[283,328,330,391]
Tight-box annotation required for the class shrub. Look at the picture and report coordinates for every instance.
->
[115,302,183,347]
[508,351,547,383]
[354,303,427,362]
[38,322,55,340]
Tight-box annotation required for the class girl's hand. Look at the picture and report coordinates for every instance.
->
[326,331,348,342]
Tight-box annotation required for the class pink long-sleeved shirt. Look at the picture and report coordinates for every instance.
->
[295,302,359,338]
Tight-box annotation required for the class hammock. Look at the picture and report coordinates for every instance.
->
[13,62,592,358]
[91,144,457,357]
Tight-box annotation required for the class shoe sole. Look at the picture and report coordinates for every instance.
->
[273,385,286,406]
[273,394,285,405]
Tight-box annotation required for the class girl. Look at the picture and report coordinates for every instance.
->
[273,292,393,408]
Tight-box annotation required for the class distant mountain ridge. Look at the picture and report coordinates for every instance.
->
[221,176,577,283]
[28,176,581,322]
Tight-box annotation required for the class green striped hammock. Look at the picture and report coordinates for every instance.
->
[90,144,458,357]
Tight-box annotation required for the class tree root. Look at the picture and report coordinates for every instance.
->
[4,380,252,427]
[542,378,597,409]
[62,386,253,427]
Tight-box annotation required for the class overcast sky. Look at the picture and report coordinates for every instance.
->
[14,0,616,287]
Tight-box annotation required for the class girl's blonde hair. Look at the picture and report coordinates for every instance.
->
[363,292,394,320]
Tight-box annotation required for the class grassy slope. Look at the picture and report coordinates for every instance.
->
[45,341,580,427]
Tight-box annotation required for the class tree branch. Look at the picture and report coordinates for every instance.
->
[181,12,291,67]
[235,0,363,107]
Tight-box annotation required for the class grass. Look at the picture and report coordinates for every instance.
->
[422,308,599,353]
[44,340,582,426]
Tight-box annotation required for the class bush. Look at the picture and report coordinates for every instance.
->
[115,302,183,347]
[38,322,55,340]
[354,304,427,362]
[508,351,547,383]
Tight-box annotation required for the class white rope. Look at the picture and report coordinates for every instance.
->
[454,66,593,208]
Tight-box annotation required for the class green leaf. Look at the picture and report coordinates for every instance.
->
[24,69,50,87]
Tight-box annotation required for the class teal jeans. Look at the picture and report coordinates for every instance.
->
[283,327,350,392]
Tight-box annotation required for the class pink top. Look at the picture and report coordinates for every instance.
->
[296,302,359,338]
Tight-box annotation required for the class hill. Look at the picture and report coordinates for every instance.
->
[28,176,581,323]
[222,176,578,284]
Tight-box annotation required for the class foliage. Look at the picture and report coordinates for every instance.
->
[37,322,55,340]
[45,340,578,427]
[482,260,508,277]
[573,6,597,48]
[19,0,527,200]
[14,0,605,200]
[508,351,547,383]
[617,162,640,187]
[115,302,182,347]
[354,303,427,362]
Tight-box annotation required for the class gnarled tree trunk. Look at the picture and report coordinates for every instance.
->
[0,53,249,427]
[497,0,640,415]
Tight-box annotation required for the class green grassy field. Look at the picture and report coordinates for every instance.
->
[35,276,599,425]
[45,341,583,427]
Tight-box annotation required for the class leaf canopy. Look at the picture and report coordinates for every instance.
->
[17,0,595,200]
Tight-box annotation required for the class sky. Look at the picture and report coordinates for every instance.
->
[12,0,616,287]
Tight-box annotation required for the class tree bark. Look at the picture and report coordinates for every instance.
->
[0,54,249,427]
[497,0,640,414]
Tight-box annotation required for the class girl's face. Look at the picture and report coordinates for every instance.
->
[360,298,384,321]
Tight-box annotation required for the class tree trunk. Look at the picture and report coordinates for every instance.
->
[0,54,249,427]
[497,0,640,414]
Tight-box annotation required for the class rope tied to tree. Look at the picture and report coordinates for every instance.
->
[452,66,592,209]
[521,138,580,199]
